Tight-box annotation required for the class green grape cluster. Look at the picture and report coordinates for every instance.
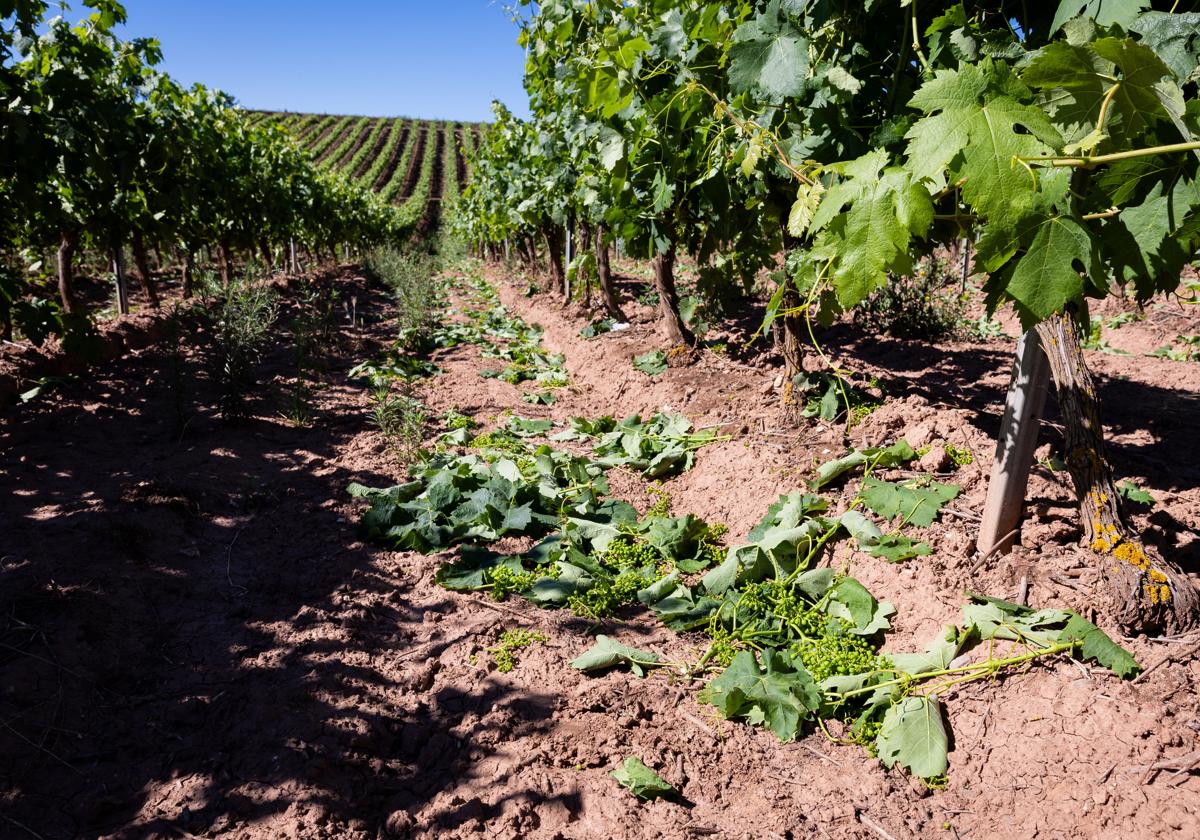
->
[849,716,885,756]
[735,580,783,616]
[646,487,672,517]
[704,618,742,667]
[488,628,547,673]
[697,523,728,567]
[795,629,881,682]
[736,580,820,632]
[601,536,661,570]
[468,430,528,454]
[568,570,647,619]
[487,565,537,601]
[445,409,476,430]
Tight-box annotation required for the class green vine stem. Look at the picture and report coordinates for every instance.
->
[1018,139,1200,170]
[835,639,1080,702]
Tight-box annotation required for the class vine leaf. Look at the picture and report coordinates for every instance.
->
[876,695,950,779]
[701,649,820,741]
[1058,615,1141,678]
[633,350,667,376]
[1105,179,1200,291]
[727,6,809,101]
[867,534,932,563]
[1049,0,1149,35]
[611,757,676,800]
[888,625,969,677]
[873,691,945,777]
[961,596,1073,647]
[570,635,661,677]
[1025,37,1182,145]
[1131,12,1200,86]
[1005,214,1099,325]
[810,150,934,307]
[905,60,1063,231]
[859,477,960,528]
[787,180,825,236]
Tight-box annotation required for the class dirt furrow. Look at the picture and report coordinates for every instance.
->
[373,122,411,192]
[398,126,428,202]
[333,118,376,171]
[354,119,393,182]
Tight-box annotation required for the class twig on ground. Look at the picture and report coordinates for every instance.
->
[1,815,46,840]
[0,716,81,775]
[857,810,901,840]
[468,596,540,622]
[800,741,841,767]
[1049,575,1085,593]
[679,710,717,738]
[971,529,1019,572]
[1142,748,1200,785]
[1132,639,1200,684]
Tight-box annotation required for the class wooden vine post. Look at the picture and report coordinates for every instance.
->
[113,245,129,316]
[977,330,1049,558]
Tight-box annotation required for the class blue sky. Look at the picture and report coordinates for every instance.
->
[111,1,531,121]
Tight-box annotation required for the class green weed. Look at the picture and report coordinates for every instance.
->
[214,274,279,419]
[854,258,965,340]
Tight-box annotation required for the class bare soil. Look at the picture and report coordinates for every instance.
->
[1,261,1198,839]
[397,129,428,203]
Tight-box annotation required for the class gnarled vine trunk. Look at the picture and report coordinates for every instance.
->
[57,231,79,313]
[543,226,566,299]
[652,246,693,346]
[577,224,592,306]
[218,240,234,286]
[776,282,806,424]
[131,230,161,309]
[1034,311,1199,633]
[595,224,626,321]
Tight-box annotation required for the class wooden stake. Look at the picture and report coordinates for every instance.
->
[977,330,1049,558]
[113,247,129,316]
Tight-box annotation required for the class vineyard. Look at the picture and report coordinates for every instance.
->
[244,111,483,236]
[4,1,1200,839]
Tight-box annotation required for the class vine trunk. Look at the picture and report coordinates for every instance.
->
[652,247,693,346]
[56,231,79,314]
[131,230,161,308]
[594,224,626,321]
[1034,311,1199,633]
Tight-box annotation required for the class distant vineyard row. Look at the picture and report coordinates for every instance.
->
[242,111,483,235]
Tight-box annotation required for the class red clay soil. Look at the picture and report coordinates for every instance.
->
[1,261,1198,839]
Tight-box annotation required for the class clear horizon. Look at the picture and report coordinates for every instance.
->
[109,1,532,122]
